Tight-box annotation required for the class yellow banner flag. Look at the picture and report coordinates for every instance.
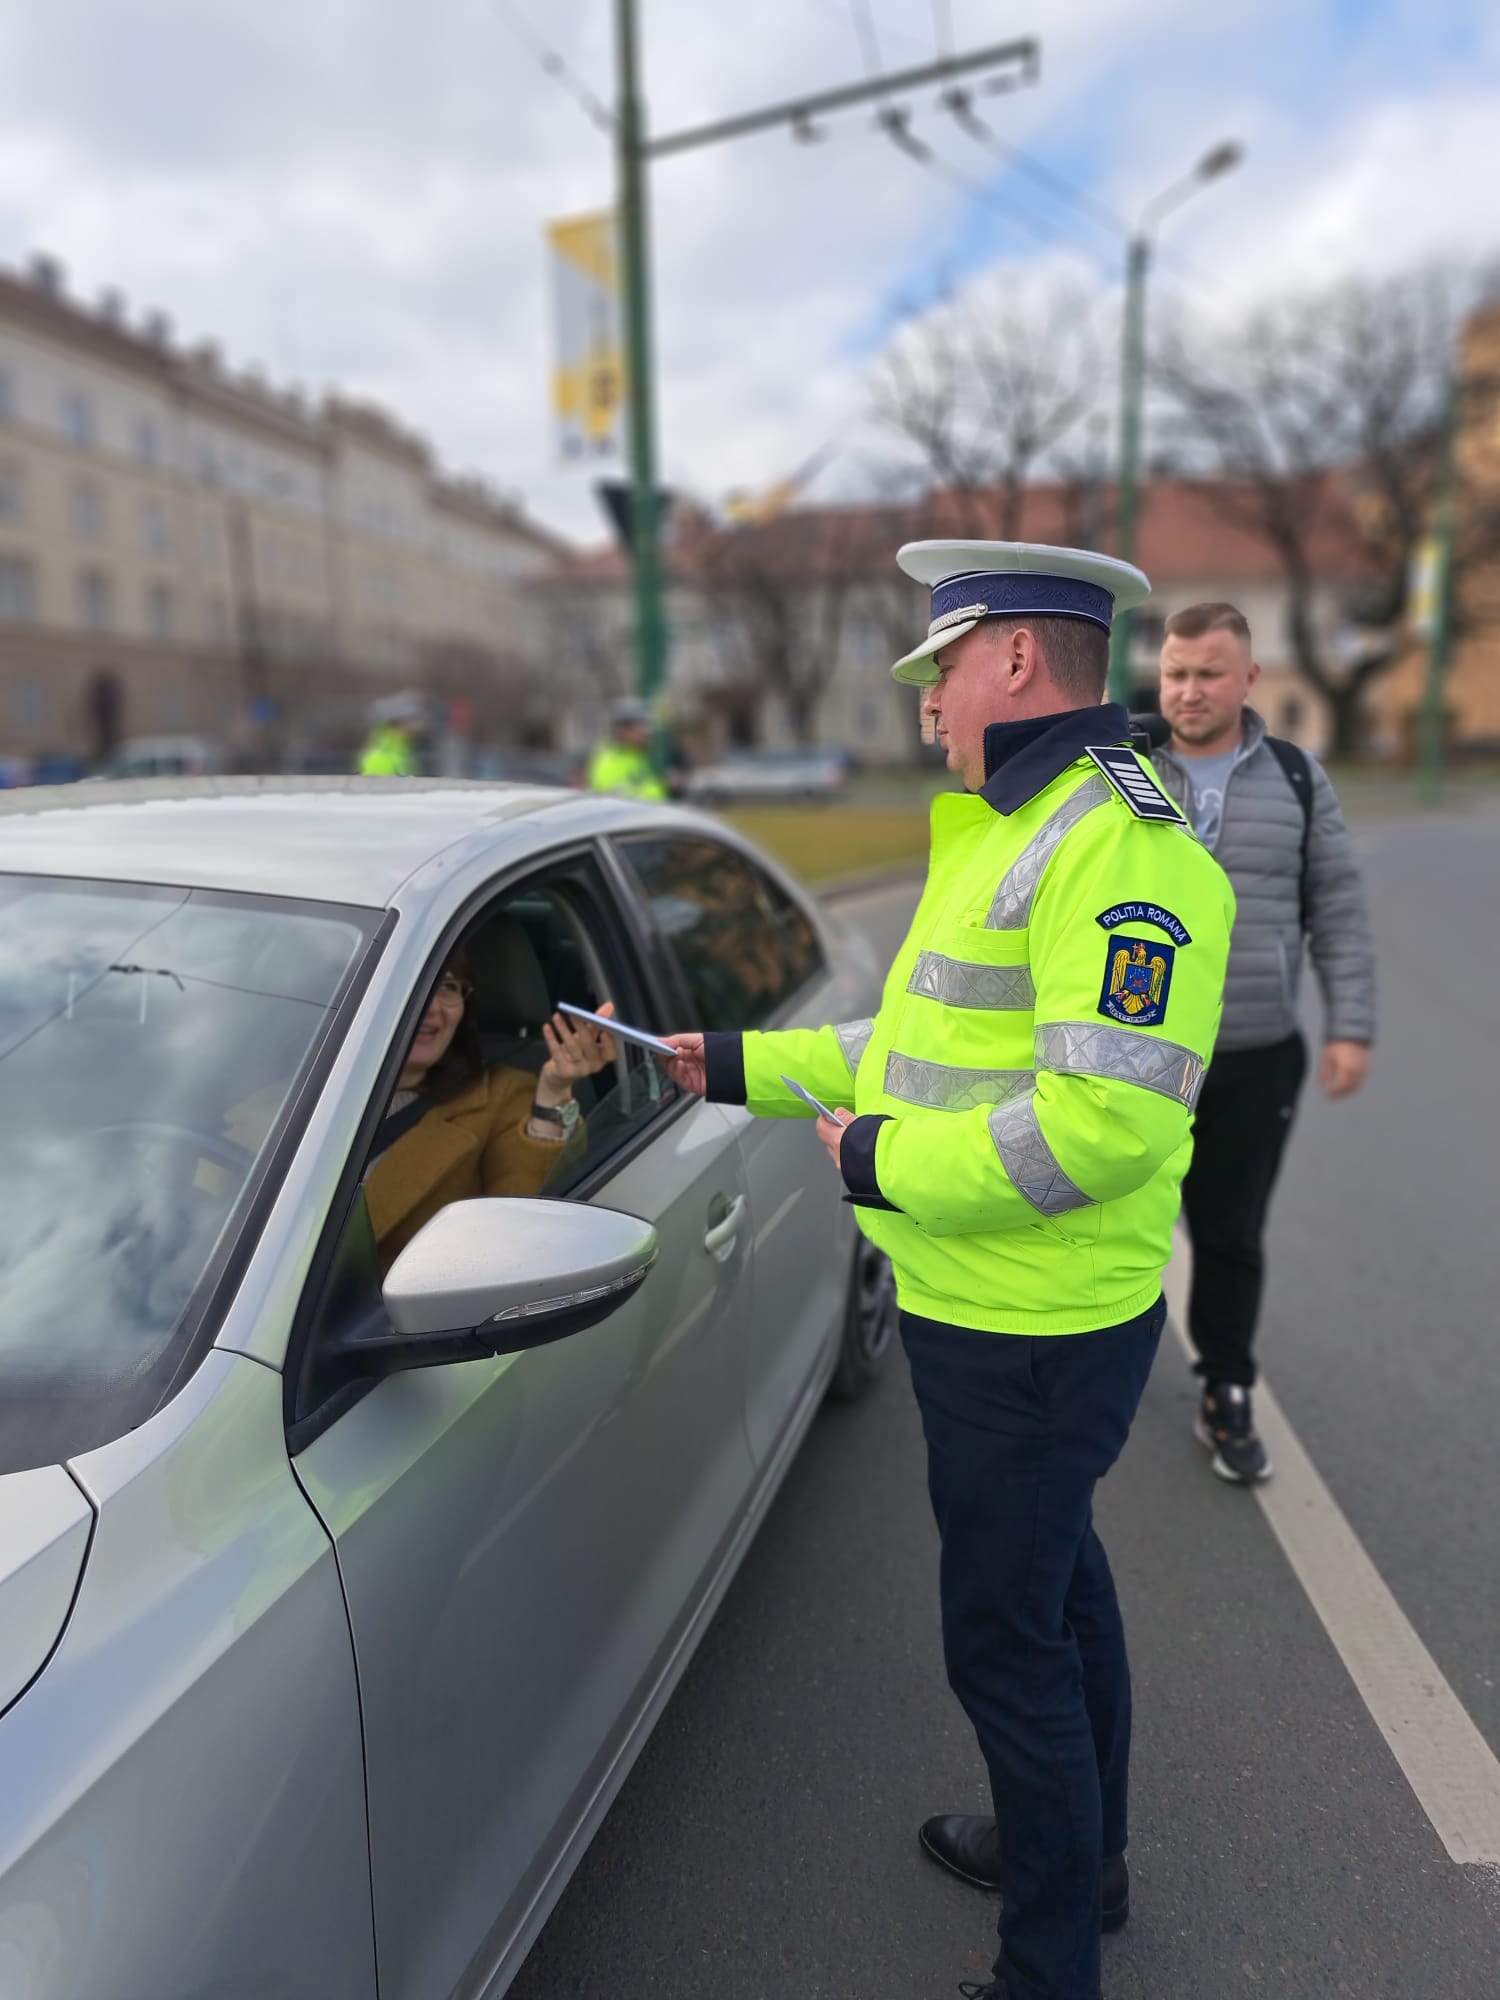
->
[547,212,625,460]
[1407,535,1442,640]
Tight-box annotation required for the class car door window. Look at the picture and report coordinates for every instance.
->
[617,835,825,1030]
[293,855,676,1431]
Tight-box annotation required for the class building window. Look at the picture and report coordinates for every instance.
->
[14,676,46,732]
[72,479,105,542]
[206,595,231,647]
[1281,696,1305,733]
[0,556,36,623]
[159,686,185,729]
[147,582,175,641]
[77,568,113,632]
[141,498,169,555]
[62,390,96,448]
[0,459,26,522]
[0,369,14,425]
[134,417,159,467]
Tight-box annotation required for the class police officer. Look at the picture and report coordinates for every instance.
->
[358,693,423,776]
[664,541,1234,2000]
[586,697,667,800]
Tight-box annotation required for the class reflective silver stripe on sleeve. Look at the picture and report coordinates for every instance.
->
[834,1017,875,1078]
[987,1094,1094,1216]
[985,775,1114,930]
[906,952,1036,1011]
[1034,1022,1205,1108]
[883,1050,1033,1112]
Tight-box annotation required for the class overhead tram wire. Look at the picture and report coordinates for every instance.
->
[941,90,1128,240]
[877,106,1116,272]
[941,89,1218,294]
[850,0,883,77]
[496,0,616,135]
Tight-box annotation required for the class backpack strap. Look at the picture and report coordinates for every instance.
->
[1264,735,1313,932]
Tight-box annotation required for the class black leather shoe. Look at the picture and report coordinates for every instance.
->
[920,1813,1002,1890]
[919,1815,1130,1931]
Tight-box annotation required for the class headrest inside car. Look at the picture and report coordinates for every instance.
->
[466,916,551,1032]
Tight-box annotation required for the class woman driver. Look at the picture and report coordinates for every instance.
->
[365,948,616,1269]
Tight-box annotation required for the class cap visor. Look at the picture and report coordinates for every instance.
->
[890,615,980,686]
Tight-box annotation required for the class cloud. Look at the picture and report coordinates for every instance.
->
[0,0,1494,542]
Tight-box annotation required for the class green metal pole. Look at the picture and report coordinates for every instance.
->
[1419,366,1461,804]
[1106,234,1149,708]
[615,0,667,706]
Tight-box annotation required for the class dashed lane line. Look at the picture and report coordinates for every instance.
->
[1163,1234,1500,1868]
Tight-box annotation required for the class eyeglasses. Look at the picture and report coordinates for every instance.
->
[433,974,474,1005]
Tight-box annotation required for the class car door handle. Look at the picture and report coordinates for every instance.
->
[703,1195,748,1256]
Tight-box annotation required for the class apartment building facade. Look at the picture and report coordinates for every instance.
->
[0,255,564,767]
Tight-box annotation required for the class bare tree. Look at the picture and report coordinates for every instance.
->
[871,281,1098,537]
[697,508,868,745]
[1155,266,1500,756]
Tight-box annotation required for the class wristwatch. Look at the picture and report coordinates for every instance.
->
[530,1095,580,1134]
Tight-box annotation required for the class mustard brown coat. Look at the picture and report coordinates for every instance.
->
[365,1065,570,1270]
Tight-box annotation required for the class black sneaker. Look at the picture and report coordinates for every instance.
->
[1195,1382,1272,1483]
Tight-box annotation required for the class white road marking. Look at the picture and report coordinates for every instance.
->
[1163,1234,1500,1868]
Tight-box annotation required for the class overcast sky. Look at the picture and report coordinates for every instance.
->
[0,0,1495,544]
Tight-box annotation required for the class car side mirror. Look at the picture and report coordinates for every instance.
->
[330,1198,657,1379]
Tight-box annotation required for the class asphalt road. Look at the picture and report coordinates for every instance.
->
[509,810,1500,2000]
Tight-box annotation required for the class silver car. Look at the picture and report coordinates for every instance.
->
[0,779,895,2000]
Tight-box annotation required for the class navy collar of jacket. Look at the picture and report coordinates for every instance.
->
[977,703,1131,814]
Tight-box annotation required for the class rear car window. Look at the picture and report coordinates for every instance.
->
[0,876,376,1472]
[618,836,826,1031]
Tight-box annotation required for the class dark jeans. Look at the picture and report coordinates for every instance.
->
[902,1299,1165,2000]
[1180,1032,1307,1389]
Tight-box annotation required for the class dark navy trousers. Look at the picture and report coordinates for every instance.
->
[902,1298,1165,2000]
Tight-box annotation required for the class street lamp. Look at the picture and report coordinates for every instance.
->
[1105,141,1244,705]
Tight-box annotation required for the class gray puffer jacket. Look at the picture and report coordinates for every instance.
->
[1151,709,1377,1053]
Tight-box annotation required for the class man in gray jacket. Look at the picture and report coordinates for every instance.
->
[1152,602,1376,1483]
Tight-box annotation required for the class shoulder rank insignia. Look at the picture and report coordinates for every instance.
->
[1086,745,1187,824]
[1099,935,1175,1026]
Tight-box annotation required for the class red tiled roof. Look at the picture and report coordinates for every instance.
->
[542,475,1369,590]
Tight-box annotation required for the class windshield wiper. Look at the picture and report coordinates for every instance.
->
[107,964,186,990]
[106,963,186,1023]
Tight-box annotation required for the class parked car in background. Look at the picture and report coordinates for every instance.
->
[0,777,891,2000]
[682,745,850,806]
[98,735,224,780]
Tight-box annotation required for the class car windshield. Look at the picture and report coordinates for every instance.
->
[0,875,376,1472]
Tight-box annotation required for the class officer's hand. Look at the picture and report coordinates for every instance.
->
[1319,1040,1370,1099]
[661,1033,708,1095]
[816,1106,855,1172]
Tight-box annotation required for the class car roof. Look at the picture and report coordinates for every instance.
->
[0,776,592,906]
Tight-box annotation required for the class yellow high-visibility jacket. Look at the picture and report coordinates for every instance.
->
[586,742,666,801]
[704,710,1235,1335]
[358,726,416,777]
